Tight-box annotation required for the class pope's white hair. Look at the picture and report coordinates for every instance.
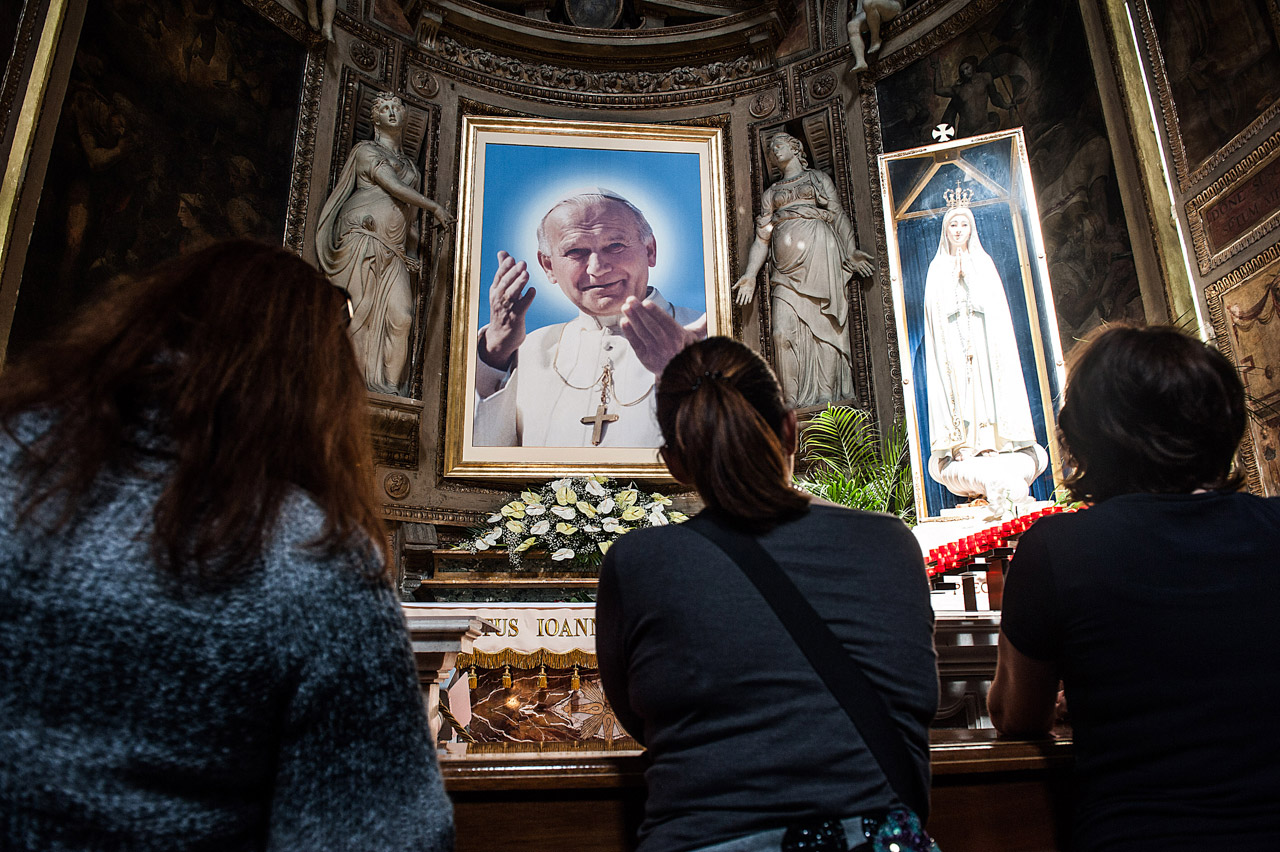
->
[536,189,654,255]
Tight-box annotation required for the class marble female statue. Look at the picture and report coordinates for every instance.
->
[317,92,451,395]
[923,192,1046,507]
[733,132,873,408]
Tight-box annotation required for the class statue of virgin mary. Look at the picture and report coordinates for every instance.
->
[923,189,1047,507]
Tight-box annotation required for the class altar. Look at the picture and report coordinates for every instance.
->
[408,601,1074,852]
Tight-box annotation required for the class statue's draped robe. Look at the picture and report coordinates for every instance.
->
[923,208,1042,501]
[317,141,420,395]
[473,288,701,447]
[758,168,859,407]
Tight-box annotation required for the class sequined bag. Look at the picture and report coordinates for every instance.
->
[777,811,938,852]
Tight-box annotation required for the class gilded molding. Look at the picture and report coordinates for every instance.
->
[0,0,41,139]
[1185,130,1280,274]
[1133,0,1280,191]
[382,505,488,526]
[284,45,326,254]
[1204,241,1280,298]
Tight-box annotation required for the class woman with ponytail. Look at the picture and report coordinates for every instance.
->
[597,336,937,852]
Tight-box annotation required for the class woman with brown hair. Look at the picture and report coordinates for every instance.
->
[0,240,453,851]
[596,337,937,852]
[990,324,1280,851]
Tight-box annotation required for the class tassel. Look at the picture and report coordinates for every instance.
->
[501,664,511,689]
[570,664,581,691]
[537,664,547,688]
[468,665,477,689]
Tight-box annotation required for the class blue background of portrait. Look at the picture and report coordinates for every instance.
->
[476,144,708,332]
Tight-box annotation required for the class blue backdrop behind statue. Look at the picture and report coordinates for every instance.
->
[900,197,1057,512]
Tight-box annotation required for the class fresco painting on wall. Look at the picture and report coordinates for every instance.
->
[1147,0,1280,173]
[1207,257,1280,496]
[8,0,304,359]
[876,0,1141,353]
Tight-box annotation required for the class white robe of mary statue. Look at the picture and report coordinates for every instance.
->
[923,205,1046,505]
[473,288,701,447]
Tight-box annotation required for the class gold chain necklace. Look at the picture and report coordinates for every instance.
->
[549,320,656,408]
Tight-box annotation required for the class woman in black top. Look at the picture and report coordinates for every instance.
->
[990,324,1280,851]
[596,337,937,852]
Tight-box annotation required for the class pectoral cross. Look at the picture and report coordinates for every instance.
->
[581,404,618,446]
[581,364,618,445]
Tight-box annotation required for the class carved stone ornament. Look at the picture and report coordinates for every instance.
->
[384,472,412,500]
[810,71,836,100]
[350,40,379,72]
[433,34,757,94]
[750,91,778,118]
[409,68,441,98]
[369,402,422,470]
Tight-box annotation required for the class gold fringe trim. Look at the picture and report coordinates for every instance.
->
[466,737,640,755]
[457,649,597,669]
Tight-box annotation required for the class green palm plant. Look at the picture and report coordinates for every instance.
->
[794,405,916,524]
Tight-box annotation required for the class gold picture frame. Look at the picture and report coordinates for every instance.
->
[877,129,1066,520]
[443,116,732,482]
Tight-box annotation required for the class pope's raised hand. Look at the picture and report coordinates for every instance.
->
[620,297,709,376]
[479,251,536,369]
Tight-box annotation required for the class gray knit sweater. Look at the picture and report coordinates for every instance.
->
[0,414,454,851]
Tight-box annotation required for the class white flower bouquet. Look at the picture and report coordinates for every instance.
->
[459,475,688,568]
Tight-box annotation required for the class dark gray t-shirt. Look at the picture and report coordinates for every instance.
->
[597,504,937,852]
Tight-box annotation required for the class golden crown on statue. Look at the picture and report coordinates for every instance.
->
[943,180,974,209]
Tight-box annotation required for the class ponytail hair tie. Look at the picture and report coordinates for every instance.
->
[690,369,724,391]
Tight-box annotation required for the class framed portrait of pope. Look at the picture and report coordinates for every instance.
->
[444,116,733,481]
[877,129,1067,521]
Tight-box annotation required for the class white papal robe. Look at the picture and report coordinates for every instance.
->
[473,288,701,447]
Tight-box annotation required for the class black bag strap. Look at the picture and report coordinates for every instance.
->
[685,511,929,820]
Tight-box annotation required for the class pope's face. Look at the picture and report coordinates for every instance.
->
[538,199,656,317]
[946,214,971,251]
